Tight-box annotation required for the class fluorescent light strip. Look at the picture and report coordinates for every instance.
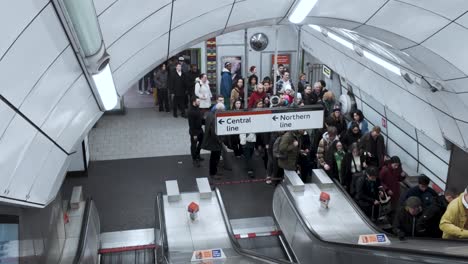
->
[92,64,118,110]
[328,32,354,50]
[363,50,400,75]
[309,24,321,32]
[289,0,318,24]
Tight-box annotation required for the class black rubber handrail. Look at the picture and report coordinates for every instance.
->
[73,198,92,264]
[278,183,468,262]
[214,187,295,264]
[155,192,168,264]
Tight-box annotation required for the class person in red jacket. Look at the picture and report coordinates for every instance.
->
[379,156,407,211]
[248,83,266,109]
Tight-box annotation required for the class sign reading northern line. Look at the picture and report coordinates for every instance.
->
[215,106,324,135]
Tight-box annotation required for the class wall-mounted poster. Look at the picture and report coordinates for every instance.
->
[221,56,243,83]
[271,54,291,81]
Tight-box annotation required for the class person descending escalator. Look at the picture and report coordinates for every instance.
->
[201,103,225,180]
[393,196,424,239]
[439,186,468,239]
[354,166,382,220]
[188,96,204,168]
[359,126,386,168]
[418,190,457,238]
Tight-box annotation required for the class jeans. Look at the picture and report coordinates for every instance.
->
[209,150,221,176]
[190,132,204,161]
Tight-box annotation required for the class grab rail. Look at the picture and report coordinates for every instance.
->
[214,187,295,264]
[156,192,169,264]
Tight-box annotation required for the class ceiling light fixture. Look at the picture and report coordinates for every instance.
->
[328,32,354,50]
[289,0,318,24]
[363,50,401,75]
[309,24,321,32]
[91,64,118,110]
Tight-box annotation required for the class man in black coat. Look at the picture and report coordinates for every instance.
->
[417,190,456,238]
[188,96,204,168]
[201,103,225,179]
[393,196,424,239]
[355,166,382,219]
[169,63,187,118]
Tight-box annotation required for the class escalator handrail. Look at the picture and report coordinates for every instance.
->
[155,192,169,264]
[214,187,295,264]
[73,198,92,264]
[277,183,468,262]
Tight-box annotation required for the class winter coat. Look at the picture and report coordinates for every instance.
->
[349,119,369,134]
[201,112,222,151]
[186,70,200,95]
[220,69,232,98]
[418,195,448,238]
[230,87,244,107]
[316,132,339,168]
[155,69,168,89]
[278,131,301,171]
[393,207,423,238]
[341,152,366,188]
[276,79,294,93]
[359,132,386,168]
[248,91,266,108]
[169,70,187,96]
[341,124,362,150]
[379,164,405,207]
[440,194,468,239]
[195,78,212,109]
[188,105,203,136]
[355,176,381,207]
[401,186,438,209]
[325,114,347,137]
[297,80,307,94]
[302,92,318,105]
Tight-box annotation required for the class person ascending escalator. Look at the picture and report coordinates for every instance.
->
[354,166,382,219]
[393,196,424,239]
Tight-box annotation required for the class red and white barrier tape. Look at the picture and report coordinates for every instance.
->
[212,178,283,186]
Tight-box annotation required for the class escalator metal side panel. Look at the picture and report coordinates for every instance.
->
[273,185,468,264]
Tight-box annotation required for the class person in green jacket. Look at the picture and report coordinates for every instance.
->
[278,130,302,171]
[332,141,346,183]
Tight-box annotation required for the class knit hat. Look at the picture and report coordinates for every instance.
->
[390,156,401,164]
[224,62,231,67]
[405,196,422,208]
[333,105,341,112]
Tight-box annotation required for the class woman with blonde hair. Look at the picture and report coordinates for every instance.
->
[322,91,336,118]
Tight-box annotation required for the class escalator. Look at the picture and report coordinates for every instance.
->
[273,177,468,263]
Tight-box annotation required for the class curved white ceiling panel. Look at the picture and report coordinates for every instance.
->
[0,4,68,108]
[397,0,468,20]
[404,45,467,80]
[171,0,233,29]
[0,0,48,59]
[354,25,417,50]
[446,78,468,93]
[0,101,15,137]
[93,0,118,15]
[98,0,172,46]
[107,4,171,70]
[308,0,387,23]
[19,47,82,126]
[423,23,468,76]
[227,0,293,27]
[456,12,468,28]
[113,34,169,94]
[40,76,94,146]
[367,1,450,44]
[170,6,232,52]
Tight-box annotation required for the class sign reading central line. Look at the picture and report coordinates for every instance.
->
[215,106,324,135]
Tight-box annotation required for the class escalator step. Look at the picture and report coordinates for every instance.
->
[101,249,155,264]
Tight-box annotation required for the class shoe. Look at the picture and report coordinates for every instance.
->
[145,91,151,95]
[193,160,200,168]
[265,177,272,185]
[138,91,144,95]
[247,171,254,178]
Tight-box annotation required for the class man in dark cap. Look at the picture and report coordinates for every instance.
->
[393,196,424,239]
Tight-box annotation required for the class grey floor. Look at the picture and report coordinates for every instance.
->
[61,153,274,232]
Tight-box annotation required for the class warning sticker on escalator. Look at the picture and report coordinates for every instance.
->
[191,248,226,262]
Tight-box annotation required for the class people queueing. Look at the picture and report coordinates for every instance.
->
[169,63,188,118]
[201,103,225,180]
[393,196,424,239]
[220,62,233,110]
[194,73,212,113]
[154,64,170,112]
[240,133,256,178]
[326,105,347,137]
[349,109,369,134]
[359,126,386,168]
[355,166,382,219]
[341,122,362,150]
[297,73,308,94]
[316,126,340,175]
[276,71,294,93]
[341,143,366,193]
[278,130,302,174]
[401,175,438,209]
[440,186,468,239]
[379,156,407,212]
[331,141,346,184]
[248,83,266,109]
[230,78,245,110]
[188,96,204,168]
[247,74,258,98]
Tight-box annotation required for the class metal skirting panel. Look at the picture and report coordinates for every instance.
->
[230,217,278,236]
[100,228,155,250]
[100,248,155,264]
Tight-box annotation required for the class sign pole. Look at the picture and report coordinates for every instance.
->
[244,29,249,109]
[273,26,279,95]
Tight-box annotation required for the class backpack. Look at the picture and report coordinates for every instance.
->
[272,135,287,160]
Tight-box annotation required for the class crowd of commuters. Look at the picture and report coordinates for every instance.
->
[154,60,467,241]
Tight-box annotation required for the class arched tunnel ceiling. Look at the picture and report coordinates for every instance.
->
[1,0,468,206]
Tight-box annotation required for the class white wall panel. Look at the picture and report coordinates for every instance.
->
[456,12,468,28]
[398,0,468,20]
[41,76,93,143]
[227,0,292,27]
[99,0,172,46]
[309,0,386,23]
[0,5,69,107]
[108,4,171,70]
[361,100,384,130]
[113,34,169,94]
[417,131,450,163]
[7,133,54,201]
[445,78,468,93]
[456,120,468,149]
[0,0,48,59]
[93,0,117,15]
[169,6,230,52]
[28,147,68,204]
[172,0,233,29]
[0,115,37,194]
[367,1,449,43]
[385,109,416,139]
[216,30,245,45]
[387,121,418,157]
[19,47,82,126]
[424,23,468,76]
[57,96,102,152]
[432,110,464,147]
[404,46,466,80]
[418,165,446,190]
[419,146,449,183]
[0,102,15,137]
[387,139,418,169]
[438,92,468,122]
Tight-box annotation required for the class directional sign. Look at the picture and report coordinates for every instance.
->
[215,106,324,135]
